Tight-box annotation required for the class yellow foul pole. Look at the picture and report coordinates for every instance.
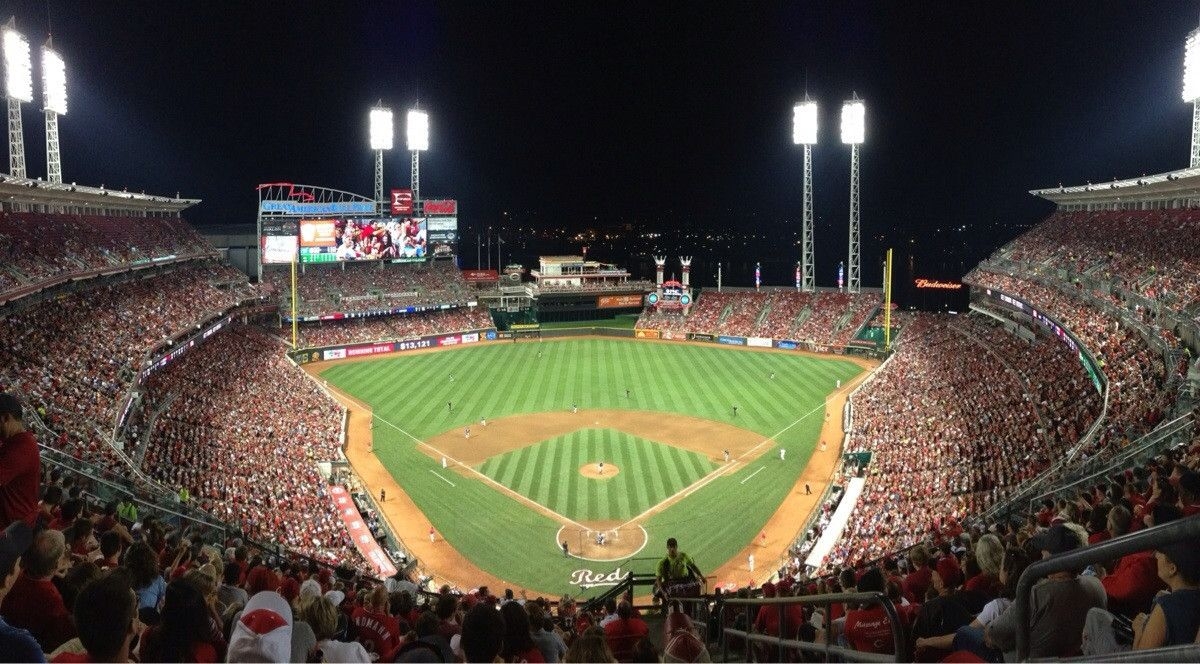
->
[884,248,893,351]
[291,252,298,349]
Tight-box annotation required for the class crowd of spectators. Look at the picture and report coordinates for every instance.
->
[997,209,1200,313]
[265,261,476,317]
[823,313,1102,571]
[966,268,1176,451]
[296,308,494,349]
[0,261,257,474]
[0,213,212,298]
[635,290,881,345]
[138,326,352,567]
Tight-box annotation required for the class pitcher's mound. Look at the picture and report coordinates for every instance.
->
[580,463,619,479]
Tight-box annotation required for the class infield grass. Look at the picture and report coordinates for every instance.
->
[480,429,716,521]
[320,338,862,594]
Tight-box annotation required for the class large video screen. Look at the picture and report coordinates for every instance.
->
[427,217,458,258]
[298,217,427,263]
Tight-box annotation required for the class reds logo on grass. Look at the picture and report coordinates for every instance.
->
[569,567,629,589]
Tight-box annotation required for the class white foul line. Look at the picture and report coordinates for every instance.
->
[739,467,765,485]
[734,465,763,487]
[429,470,456,487]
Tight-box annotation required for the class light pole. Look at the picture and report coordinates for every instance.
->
[3,18,32,179]
[369,105,393,215]
[841,97,865,294]
[42,39,66,184]
[407,109,429,215]
[792,99,817,291]
[1183,27,1200,167]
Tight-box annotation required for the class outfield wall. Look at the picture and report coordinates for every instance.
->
[289,328,499,364]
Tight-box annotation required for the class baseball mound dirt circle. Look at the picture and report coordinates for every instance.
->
[580,463,619,479]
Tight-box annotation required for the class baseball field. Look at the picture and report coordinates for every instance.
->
[317,337,864,596]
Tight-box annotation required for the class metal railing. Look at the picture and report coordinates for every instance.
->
[1014,515,1200,660]
[719,590,907,663]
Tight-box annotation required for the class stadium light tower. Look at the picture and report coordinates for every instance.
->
[1184,26,1200,168]
[407,108,429,214]
[369,105,393,215]
[841,96,865,294]
[3,18,33,179]
[793,99,817,291]
[42,39,67,184]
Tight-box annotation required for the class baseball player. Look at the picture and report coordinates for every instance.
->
[464,427,470,439]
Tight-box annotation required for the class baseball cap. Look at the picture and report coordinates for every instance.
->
[324,590,346,608]
[0,521,33,576]
[1031,524,1082,556]
[1157,541,1200,583]
[227,591,293,663]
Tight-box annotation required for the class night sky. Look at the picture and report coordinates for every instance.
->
[5,1,1197,287]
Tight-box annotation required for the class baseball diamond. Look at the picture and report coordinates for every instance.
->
[315,336,865,595]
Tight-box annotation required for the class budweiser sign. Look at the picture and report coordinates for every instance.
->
[914,278,963,290]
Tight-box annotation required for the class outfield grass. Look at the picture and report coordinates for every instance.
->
[479,429,716,521]
[322,339,862,594]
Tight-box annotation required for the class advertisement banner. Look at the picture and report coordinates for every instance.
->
[597,294,645,309]
[497,331,514,339]
[774,340,798,350]
[747,337,772,348]
[322,348,347,361]
[261,236,298,264]
[485,330,498,341]
[718,335,747,346]
[634,329,660,339]
[427,217,457,231]
[423,199,457,215]
[462,270,500,282]
[390,189,413,215]
[438,335,461,346]
[661,330,686,341]
[689,333,714,342]
[261,200,375,215]
[345,343,396,358]
[461,332,480,344]
[329,486,397,579]
[512,324,541,331]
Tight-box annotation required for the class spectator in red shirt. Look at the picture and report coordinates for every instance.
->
[50,571,140,664]
[352,585,400,660]
[1100,503,1179,617]
[903,545,933,603]
[0,528,75,651]
[0,393,40,528]
[843,568,896,655]
[603,600,649,662]
[139,578,221,662]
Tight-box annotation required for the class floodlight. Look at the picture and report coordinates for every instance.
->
[1185,27,1200,102]
[42,46,66,115]
[793,101,818,145]
[407,109,429,151]
[369,108,393,150]
[3,27,32,102]
[841,100,865,144]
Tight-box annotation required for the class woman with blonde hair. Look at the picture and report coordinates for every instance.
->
[564,626,616,663]
[964,533,1005,597]
[299,595,371,663]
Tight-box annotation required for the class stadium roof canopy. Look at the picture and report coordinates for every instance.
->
[0,174,200,215]
[1031,166,1200,209]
